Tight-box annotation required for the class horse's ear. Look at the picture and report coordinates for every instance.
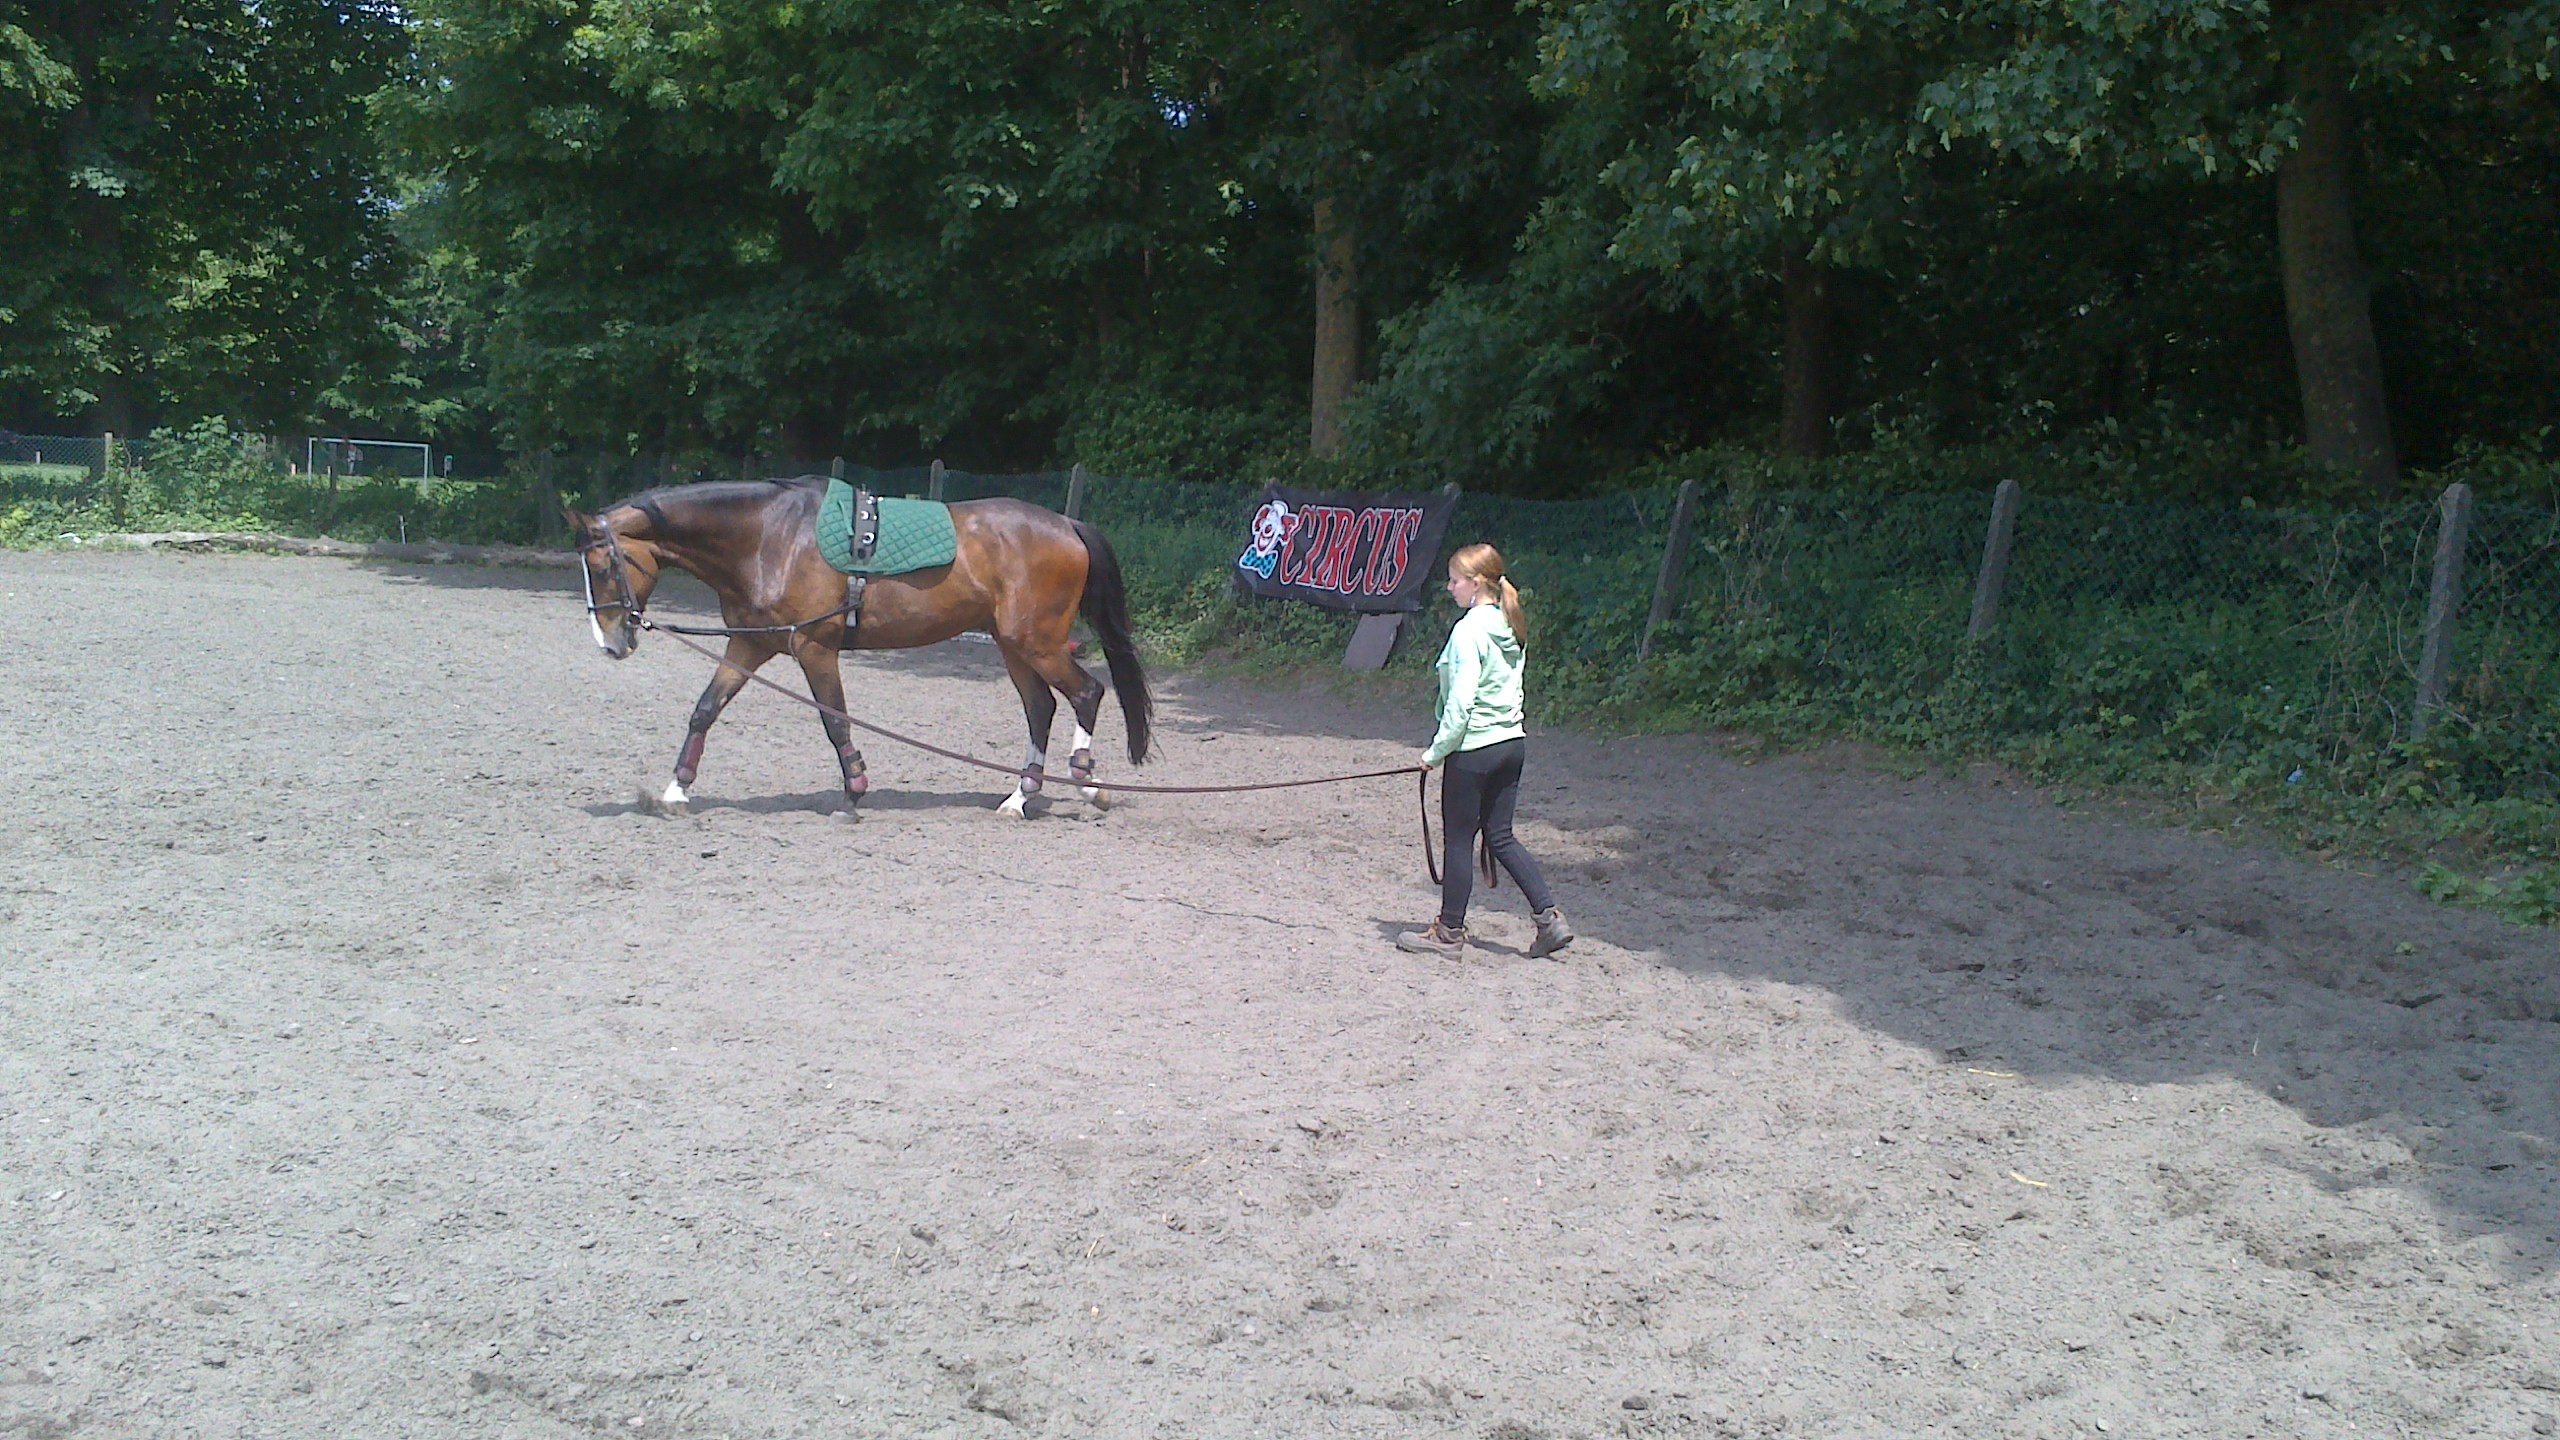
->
[561,504,591,533]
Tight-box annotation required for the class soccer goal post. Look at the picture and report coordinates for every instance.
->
[307,437,433,481]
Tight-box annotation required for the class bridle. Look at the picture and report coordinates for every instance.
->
[577,523,645,623]
[576,522,656,658]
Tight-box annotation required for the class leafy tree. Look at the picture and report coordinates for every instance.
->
[0,1,408,433]
[1535,0,1964,457]
[390,0,1311,465]
[1904,0,2557,488]
[1524,0,2559,488]
[386,0,1548,471]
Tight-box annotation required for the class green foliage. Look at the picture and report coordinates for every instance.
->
[2420,863,2560,927]
[1060,389,1298,486]
[0,2,409,429]
[0,422,556,545]
[374,0,1571,470]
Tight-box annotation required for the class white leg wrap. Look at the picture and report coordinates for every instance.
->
[1071,725,1101,800]
[661,779,689,807]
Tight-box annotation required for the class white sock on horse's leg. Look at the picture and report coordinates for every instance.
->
[1072,723,1100,801]
[999,743,1045,817]
[662,779,688,806]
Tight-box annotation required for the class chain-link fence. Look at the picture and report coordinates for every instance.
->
[739,459,2549,810]
[0,431,151,477]
[627,456,2547,806]
[0,430,512,544]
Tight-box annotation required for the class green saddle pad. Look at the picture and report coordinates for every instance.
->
[817,479,958,576]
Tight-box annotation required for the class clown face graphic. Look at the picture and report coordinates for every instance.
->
[1237,498,1300,579]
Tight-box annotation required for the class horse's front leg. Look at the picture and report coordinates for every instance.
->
[792,639,867,810]
[662,637,770,814]
[995,647,1058,819]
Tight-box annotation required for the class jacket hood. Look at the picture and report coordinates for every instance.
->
[1467,602,1523,662]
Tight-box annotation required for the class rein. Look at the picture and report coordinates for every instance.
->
[644,621,1429,799]
[637,601,859,638]
[1417,768,1500,893]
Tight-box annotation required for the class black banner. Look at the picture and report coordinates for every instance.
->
[1232,484,1457,613]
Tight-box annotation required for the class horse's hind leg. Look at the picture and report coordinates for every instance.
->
[791,638,868,810]
[662,637,770,814]
[995,646,1057,818]
[1023,643,1112,808]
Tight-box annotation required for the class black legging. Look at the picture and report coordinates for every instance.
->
[1439,737,1556,929]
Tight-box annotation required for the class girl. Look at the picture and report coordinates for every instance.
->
[1399,543,1574,959]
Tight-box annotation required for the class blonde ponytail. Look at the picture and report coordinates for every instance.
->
[1450,542,1528,649]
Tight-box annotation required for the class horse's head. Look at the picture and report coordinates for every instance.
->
[566,505,663,659]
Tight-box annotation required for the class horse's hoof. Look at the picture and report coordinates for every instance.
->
[830,806,860,826]
[639,785,689,818]
[1083,786,1111,811]
[998,791,1033,819]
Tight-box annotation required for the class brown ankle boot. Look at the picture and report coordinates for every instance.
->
[1396,920,1468,957]
[1530,906,1575,958]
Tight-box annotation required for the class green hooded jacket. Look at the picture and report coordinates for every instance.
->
[1425,602,1527,765]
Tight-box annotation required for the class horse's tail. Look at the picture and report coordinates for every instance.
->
[1072,518,1153,765]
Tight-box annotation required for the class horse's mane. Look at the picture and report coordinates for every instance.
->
[604,476,823,533]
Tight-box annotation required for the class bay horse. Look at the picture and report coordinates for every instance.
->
[565,478,1151,816]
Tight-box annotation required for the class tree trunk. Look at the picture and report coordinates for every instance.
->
[782,410,836,465]
[1092,280,1120,373]
[1309,194,1359,459]
[2277,46,2397,490]
[60,4,135,437]
[1778,253,1837,459]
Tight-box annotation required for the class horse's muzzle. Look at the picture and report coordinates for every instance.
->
[592,615,640,659]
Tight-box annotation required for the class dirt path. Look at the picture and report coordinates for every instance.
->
[3,549,2555,1440]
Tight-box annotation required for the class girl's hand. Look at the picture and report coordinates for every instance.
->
[1419,748,1440,770]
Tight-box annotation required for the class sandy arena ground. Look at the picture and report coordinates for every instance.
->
[2,548,2557,1440]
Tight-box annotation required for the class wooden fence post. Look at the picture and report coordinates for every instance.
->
[1350,482,1464,670]
[1968,479,2024,642]
[1638,479,1703,660]
[2412,481,2475,741]
[929,458,946,502]
[1065,463,1088,519]
[100,431,122,518]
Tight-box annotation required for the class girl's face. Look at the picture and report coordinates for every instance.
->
[1446,564,1487,606]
